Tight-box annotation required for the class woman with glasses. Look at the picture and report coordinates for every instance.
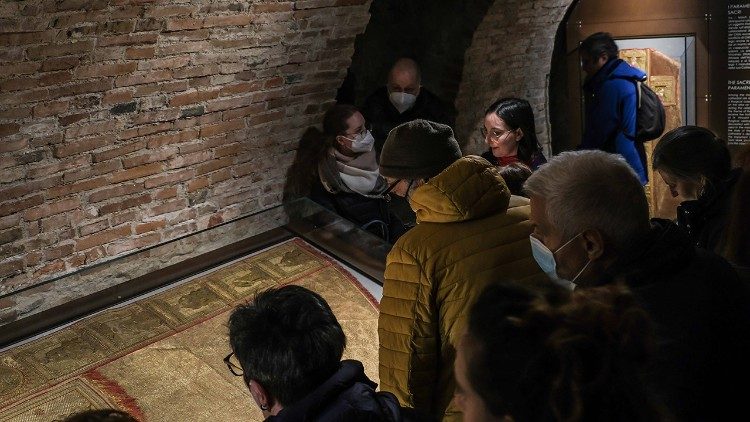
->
[480,98,547,171]
[292,104,406,242]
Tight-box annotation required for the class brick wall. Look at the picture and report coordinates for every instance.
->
[454,0,574,155]
[0,0,372,294]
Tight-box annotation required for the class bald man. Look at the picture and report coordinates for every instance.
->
[362,58,454,155]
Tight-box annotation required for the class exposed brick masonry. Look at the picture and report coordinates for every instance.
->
[0,0,372,294]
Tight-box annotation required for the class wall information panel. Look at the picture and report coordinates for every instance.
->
[727,2,750,145]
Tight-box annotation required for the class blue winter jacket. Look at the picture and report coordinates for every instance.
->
[581,58,648,184]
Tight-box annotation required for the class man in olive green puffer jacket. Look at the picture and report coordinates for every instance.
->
[377,120,544,421]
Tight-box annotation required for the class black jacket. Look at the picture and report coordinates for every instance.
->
[361,86,454,155]
[677,167,742,253]
[598,220,750,421]
[266,360,404,422]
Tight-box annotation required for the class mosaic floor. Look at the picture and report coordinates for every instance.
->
[0,239,380,421]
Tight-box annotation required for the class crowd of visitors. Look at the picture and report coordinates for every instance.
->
[71,33,749,422]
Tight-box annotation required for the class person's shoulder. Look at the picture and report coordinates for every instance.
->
[691,248,748,292]
[417,87,449,109]
[326,381,401,421]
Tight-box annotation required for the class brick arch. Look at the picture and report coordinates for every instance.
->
[454,0,576,155]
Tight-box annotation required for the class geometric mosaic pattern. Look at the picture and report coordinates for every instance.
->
[0,239,380,421]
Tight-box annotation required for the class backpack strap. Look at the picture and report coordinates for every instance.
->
[636,80,643,109]
[611,74,644,142]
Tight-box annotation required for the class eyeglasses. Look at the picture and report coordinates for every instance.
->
[224,352,244,376]
[480,127,514,143]
[342,122,372,139]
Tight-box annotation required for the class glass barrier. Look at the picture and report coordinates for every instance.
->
[0,198,390,345]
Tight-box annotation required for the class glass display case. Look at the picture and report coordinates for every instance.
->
[0,198,390,347]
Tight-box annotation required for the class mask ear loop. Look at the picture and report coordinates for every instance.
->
[405,179,416,200]
[381,179,401,196]
[570,258,591,284]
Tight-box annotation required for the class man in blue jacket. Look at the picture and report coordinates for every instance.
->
[579,32,648,184]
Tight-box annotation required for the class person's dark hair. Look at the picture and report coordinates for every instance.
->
[580,32,619,60]
[484,98,543,164]
[228,285,346,407]
[653,126,731,197]
[499,163,532,196]
[323,104,359,138]
[61,409,138,422]
[464,281,662,421]
[283,104,359,200]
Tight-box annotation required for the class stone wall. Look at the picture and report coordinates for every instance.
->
[455,0,574,155]
[0,0,371,294]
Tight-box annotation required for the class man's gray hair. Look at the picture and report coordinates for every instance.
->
[524,150,650,252]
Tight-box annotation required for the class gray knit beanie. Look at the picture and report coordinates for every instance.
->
[379,119,462,180]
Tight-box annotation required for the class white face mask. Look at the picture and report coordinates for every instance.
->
[529,233,590,290]
[343,130,375,153]
[389,91,417,114]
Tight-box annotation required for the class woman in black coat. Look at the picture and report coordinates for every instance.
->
[653,126,745,267]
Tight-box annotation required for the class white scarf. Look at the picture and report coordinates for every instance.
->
[332,148,381,195]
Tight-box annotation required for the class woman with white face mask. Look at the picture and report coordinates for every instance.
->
[292,104,406,243]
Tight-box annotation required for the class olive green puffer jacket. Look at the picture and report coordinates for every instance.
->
[377,155,543,421]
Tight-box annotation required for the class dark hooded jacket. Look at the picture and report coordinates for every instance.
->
[266,360,403,422]
[677,167,742,253]
[581,58,648,184]
[597,219,750,421]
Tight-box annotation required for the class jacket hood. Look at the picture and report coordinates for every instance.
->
[409,155,510,224]
[609,58,646,80]
[267,360,376,421]
[584,58,646,91]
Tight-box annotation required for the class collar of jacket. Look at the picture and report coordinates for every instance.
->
[583,58,622,92]
[265,360,376,422]
[677,167,742,232]
[409,155,511,224]
[598,218,696,288]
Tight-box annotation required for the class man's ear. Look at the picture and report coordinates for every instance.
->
[581,229,605,261]
[248,379,271,410]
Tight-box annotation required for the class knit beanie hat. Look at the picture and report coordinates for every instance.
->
[379,119,462,180]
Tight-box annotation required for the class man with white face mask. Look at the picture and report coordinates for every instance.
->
[523,150,750,422]
[362,58,454,156]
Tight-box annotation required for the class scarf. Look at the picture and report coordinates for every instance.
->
[332,148,381,195]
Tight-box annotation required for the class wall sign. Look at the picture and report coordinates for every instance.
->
[728,2,750,145]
